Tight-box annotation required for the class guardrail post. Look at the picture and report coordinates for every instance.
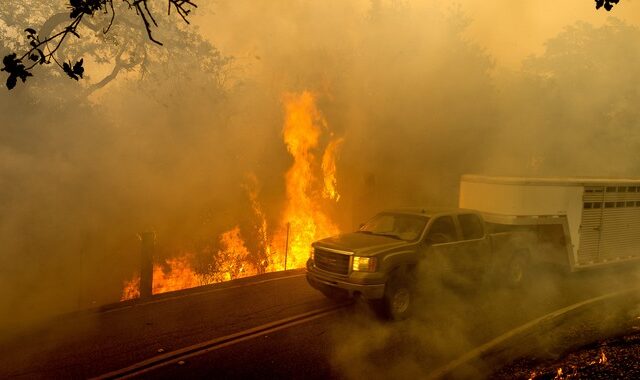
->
[139,231,155,298]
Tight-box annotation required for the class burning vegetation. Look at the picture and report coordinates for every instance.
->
[121,91,342,300]
[523,348,609,380]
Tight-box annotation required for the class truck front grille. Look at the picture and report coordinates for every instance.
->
[314,248,350,275]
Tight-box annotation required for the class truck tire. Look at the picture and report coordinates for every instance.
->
[383,275,412,320]
[506,252,529,288]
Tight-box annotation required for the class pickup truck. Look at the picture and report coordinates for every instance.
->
[305,208,532,320]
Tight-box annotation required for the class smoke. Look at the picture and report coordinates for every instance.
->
[330,287,479,379]
[485,19,640,178]
[1,0,640,361]
[0,2,237,331]
[328,258,640,379]
[189,1,640,378]
[201,1,499,225]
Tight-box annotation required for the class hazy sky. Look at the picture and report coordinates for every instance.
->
[194,0,640,69]
[459,0,640,68]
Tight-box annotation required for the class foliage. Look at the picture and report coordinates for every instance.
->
[0,0,230,324]
[595,0,620,11]
[495,19,640,176]
[1,0,196,90]
[1,53,32,89]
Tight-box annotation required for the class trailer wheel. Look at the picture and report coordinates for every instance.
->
[506,253,529,288]
[383,275,412,320]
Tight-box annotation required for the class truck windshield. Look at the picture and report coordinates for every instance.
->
[358,213,429,242]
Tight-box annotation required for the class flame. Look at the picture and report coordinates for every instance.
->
[211,226,258,282]
[278,91,340,269]
[598,349,607,364]
[121,91,341,300]
[121,276,140,300]
[322,136,344,201]
[244,174,274,271]
[152,256,203,294]
[519,348,608,380]
[554,368,563,380]
[121,255,208,300]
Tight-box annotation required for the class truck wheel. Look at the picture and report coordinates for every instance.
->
[506,253,529,288]
[383,276,412,320]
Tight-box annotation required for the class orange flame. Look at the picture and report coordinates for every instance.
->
[152,256,203,294]
[121,276,140,300]
[598,349,607,364]
[211,226,258,282]
[121,255,209,301]
[121,91,342,300]
[278,91,340,269]
[322,137,344,201]
[554,368,563,380]
[244,174,274,271]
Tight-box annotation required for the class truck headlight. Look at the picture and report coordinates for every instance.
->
[352,256,377,272]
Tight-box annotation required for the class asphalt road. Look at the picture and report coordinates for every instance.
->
[1,265,639,379]
[0,270,335,379]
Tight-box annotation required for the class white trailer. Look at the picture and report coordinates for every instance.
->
[459,175,640,271]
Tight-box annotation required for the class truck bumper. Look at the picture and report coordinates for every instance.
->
[306,270,385,300]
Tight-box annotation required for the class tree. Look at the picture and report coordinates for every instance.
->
[595,0,620,11]
[0,0,624,91]
[1,0,196,90]
[492,19,640,177]
[0,0,229,328]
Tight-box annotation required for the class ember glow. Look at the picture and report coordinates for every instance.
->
[121,91,341,300]
[525,347,610,380]
[554,367,563,380]
[598,349,607,364]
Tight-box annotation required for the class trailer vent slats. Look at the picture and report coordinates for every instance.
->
[578,185,640,265]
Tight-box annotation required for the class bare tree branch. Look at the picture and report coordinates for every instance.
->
[85,45,144,94]
[169,0,197,24]
[1,0,198,90]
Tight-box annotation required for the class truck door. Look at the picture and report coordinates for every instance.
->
[424,216,461,278]
[455,213,491,283]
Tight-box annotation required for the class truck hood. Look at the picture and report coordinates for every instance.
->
[313,232,410,256]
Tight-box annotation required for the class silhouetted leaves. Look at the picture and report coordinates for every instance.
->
[25,28,38,45]
[595,0,620,11]
[63,59,85,81]
[1,54,33,90]
[1,0,198,90]
[69,0,103,19]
